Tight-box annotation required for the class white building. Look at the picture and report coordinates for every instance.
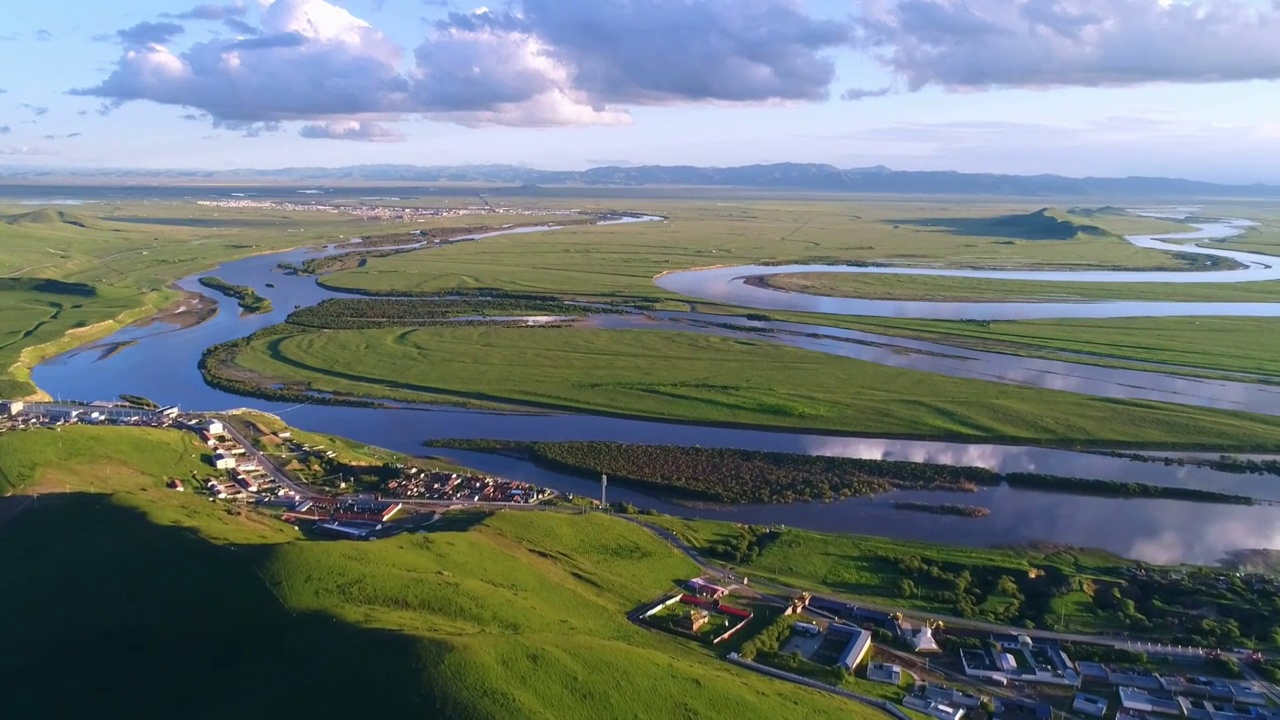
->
[205,419,225,435]
[1074,693,1110,717]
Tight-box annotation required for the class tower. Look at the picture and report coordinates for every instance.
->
[600,473,608,509]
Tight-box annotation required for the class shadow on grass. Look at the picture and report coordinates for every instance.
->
[887,211,1103,241]
[0,493,468,719]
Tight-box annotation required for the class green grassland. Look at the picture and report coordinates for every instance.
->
[775,314,1280,382]
[649,516,1128,628]
[319,203,1196,299]
[220,323,1280,448]
[757,272,1280,303]
[0,426,865,719]
[0,199,619,398]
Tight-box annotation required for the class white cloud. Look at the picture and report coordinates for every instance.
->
[298,119,405,141]
[75,0,847,129]
[857,0,1280,91]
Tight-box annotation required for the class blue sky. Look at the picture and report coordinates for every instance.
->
[2,0,1280,182]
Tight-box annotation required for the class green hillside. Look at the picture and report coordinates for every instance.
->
[1,208,98,228]
[0,426,862,719]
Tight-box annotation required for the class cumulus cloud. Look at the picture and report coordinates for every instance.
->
[298,120,405,141]
[117,21,187,46]
[75,0,849,128]
[857,0,1280,91]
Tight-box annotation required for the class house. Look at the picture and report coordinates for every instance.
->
[212,453,237,470]
[686,578,728,600]
[1074,693,1110,717]
[830,625,873,671]
[680,609,710,633]
[1,400,25,417]
[924,685,982,709]
[166,479,185,492]
[205,419,224,435]
[905,694,966,720]
[868,663,903,685]
[1119,687,1186,716]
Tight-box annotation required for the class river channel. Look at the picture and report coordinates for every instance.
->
[31,213,1280,564]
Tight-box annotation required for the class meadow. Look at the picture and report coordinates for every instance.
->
[0,197,592,398]
[220,322,1280,448]
[646,517,1280,649]
[799,315,1280,381]
[757,272,1280,303]
[0,425,866,719]
[318,203,1196,299]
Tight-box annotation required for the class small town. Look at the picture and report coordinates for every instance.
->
[632,575,1280,720]
[194,198,592,223]
[0,398,554,540]
[7,396,1280,720]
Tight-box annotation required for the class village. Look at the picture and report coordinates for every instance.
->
[633,574,1280,720]
[193,198,591,223]
[0,399,555,539]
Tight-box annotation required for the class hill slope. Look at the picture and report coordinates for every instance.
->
[2,208,98,228]
[0,427,863,720]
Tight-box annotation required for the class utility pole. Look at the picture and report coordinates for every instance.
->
[600,474,607,511]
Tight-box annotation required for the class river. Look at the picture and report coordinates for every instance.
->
[30,213,1280,564]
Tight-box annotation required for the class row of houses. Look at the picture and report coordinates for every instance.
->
[199,420,280,496]
[384,468,553,504]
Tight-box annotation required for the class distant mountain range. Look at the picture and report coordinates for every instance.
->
[2,162,1277,198]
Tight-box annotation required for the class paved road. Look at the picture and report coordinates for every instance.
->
[218,421,315,498]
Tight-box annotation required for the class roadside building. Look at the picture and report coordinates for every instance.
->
[1119,687,1186,716]
[924,685,982,709]
[831,625,873,671]
[906,693,967,720]
[212,452,237,470]
[1,400,24,417]
[686,578,729,600]
[205,419,225,435]
[1074,693,1110,717]
[868,663,903,686]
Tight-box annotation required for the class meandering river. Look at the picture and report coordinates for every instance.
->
[31,212,1280,564]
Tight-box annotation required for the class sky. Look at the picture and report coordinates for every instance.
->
[2,0,1280,182]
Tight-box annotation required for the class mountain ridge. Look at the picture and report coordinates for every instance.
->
[2,162,1277,197]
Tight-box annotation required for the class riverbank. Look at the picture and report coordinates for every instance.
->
[197,276,272,314]
[429,441,1259,506]
[748,272,1280,304]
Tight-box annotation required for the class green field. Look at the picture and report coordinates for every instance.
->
[0,199,591,398]
[757,272,1280,303]
[643,518,1280,647]
[219,322,1280,448]
[0,426,866,719]
[788,315,1280,381]
[318,203,1197,299]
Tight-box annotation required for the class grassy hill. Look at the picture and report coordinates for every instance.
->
[898,208,1111,241]
[1,208,98,228]
[0,426,863,719]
